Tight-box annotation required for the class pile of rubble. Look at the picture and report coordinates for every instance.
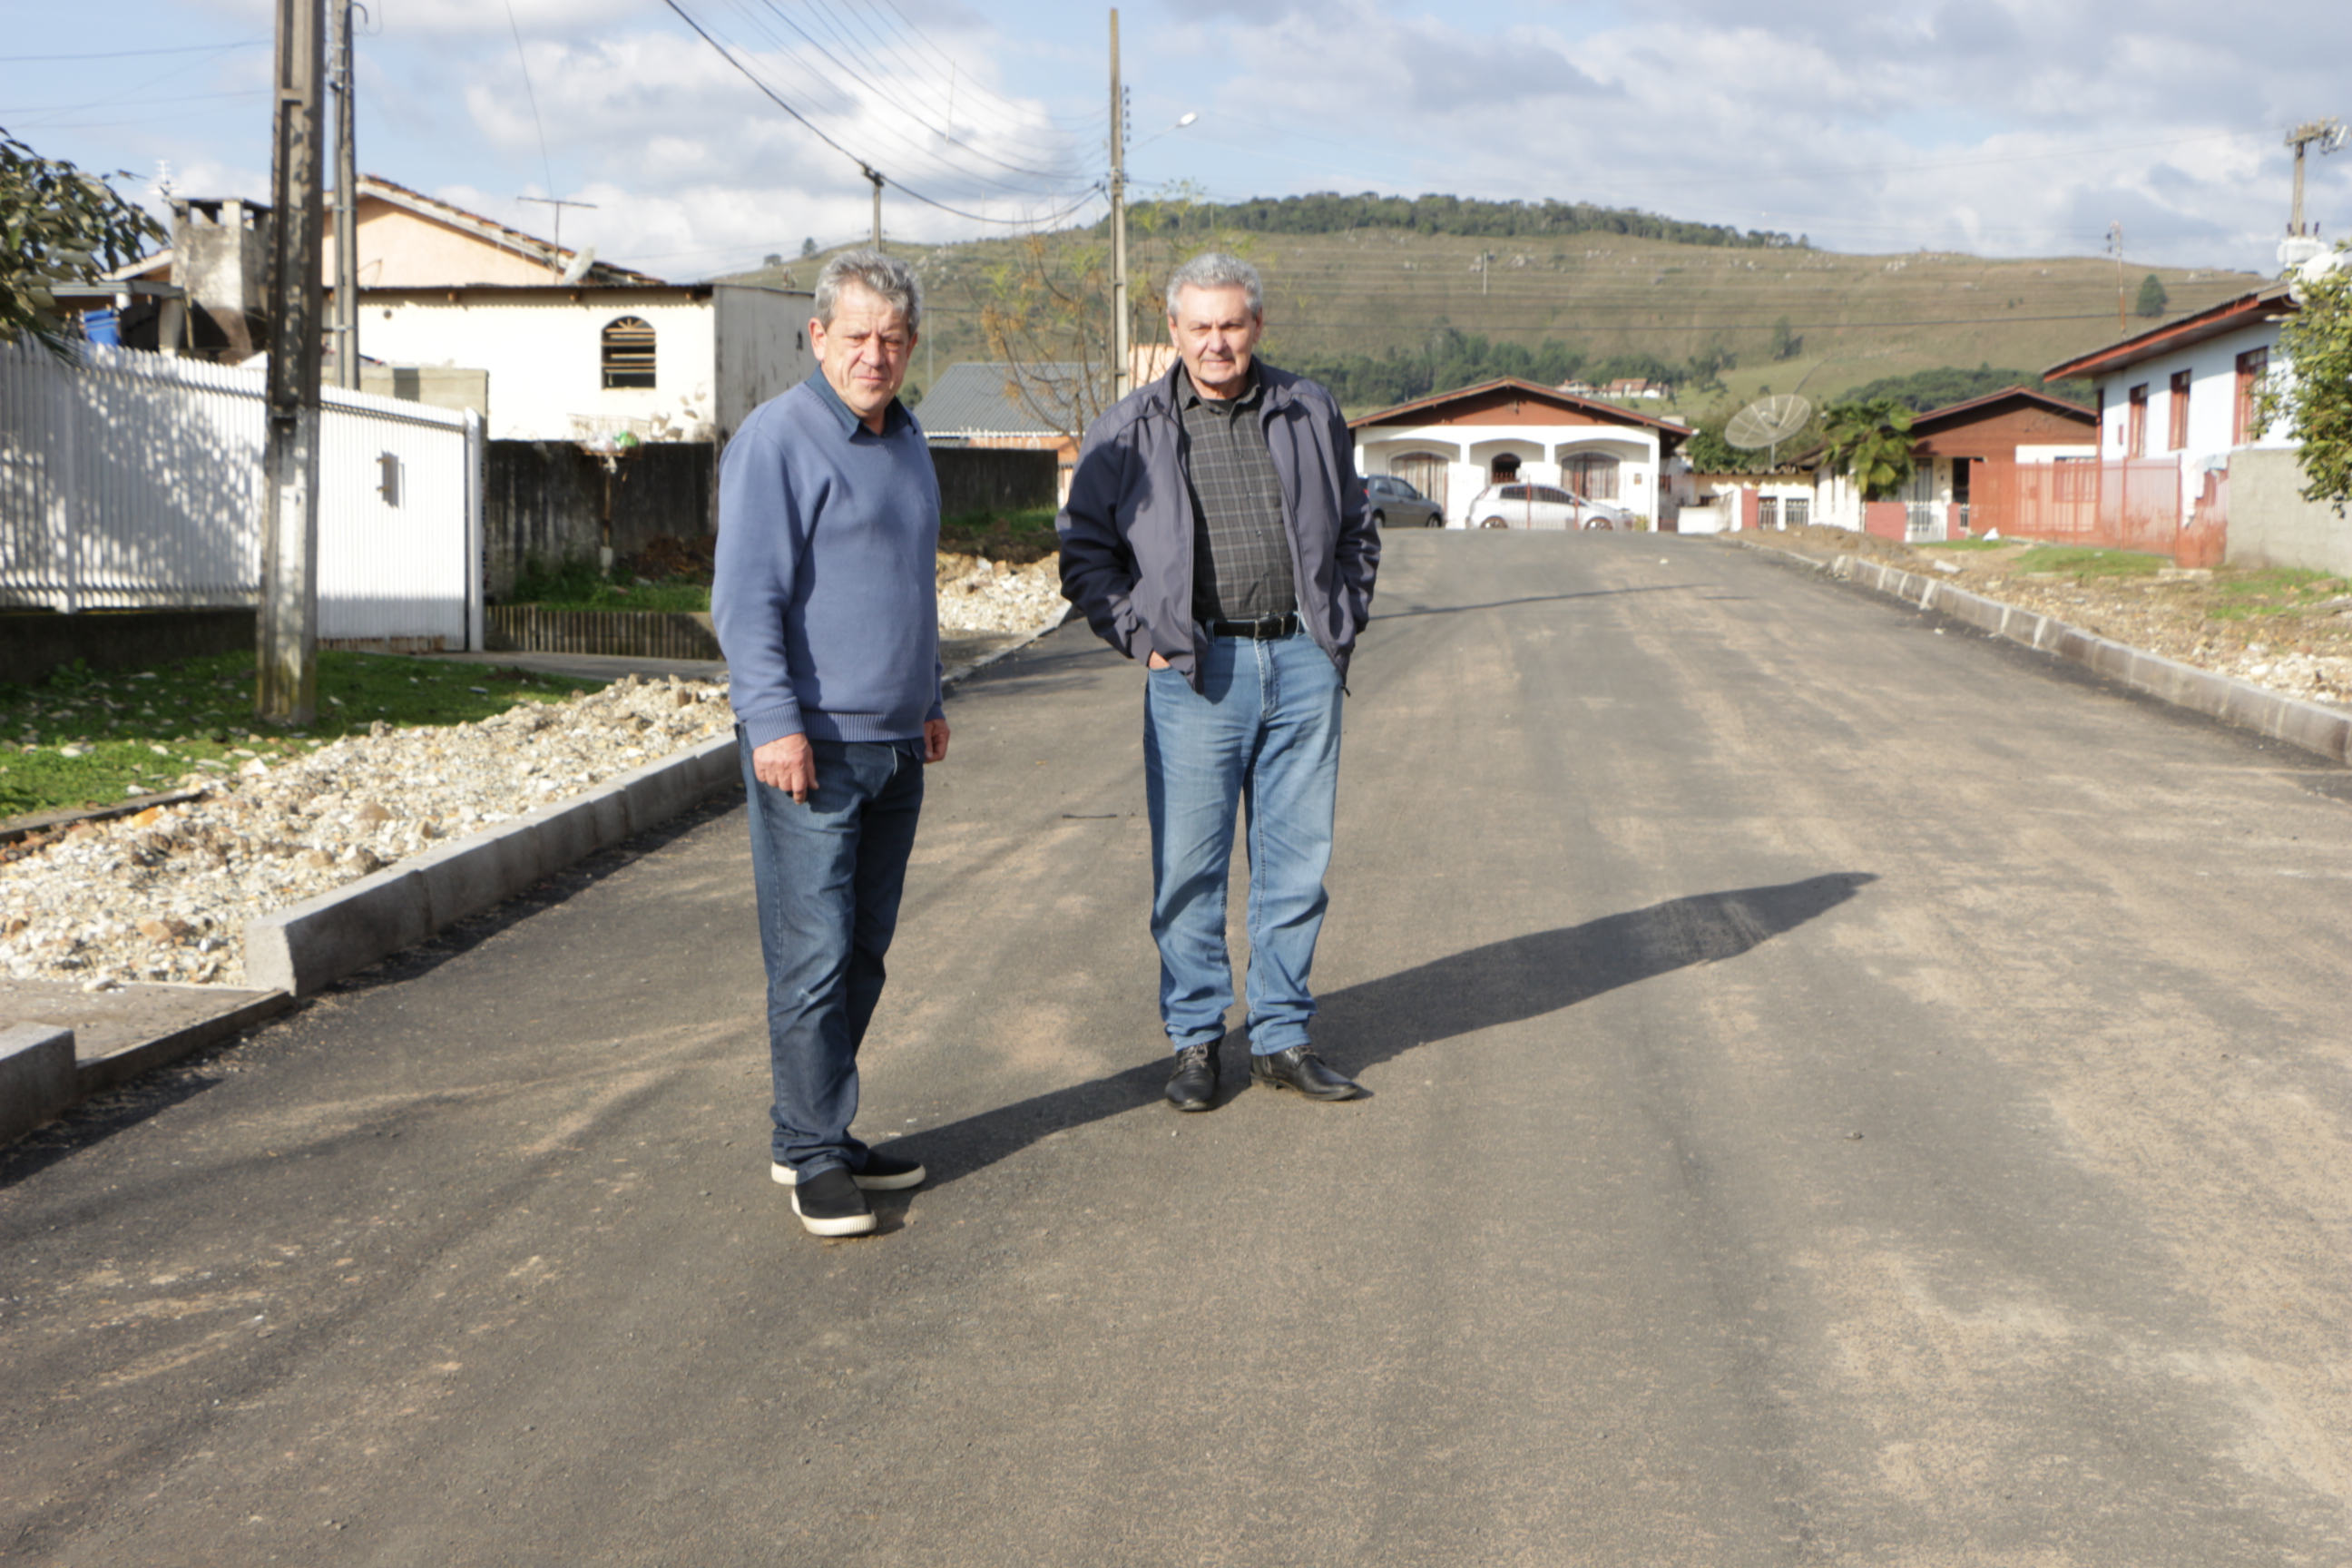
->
[937,553,1068,635]
[0,677,732,990]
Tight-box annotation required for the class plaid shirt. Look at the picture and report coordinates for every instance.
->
[1179,368,1296,622]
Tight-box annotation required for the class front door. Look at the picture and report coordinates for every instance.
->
[1393,453,1450,520]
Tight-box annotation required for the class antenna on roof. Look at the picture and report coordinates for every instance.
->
[1725,394,1813,469]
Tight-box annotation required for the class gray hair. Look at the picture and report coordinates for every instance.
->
[815,250,922,333]
[1164,252,1262,318]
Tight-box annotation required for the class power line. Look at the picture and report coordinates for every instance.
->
[660,0,1103,230]
[502,0,557,200]
[0,40,267,63]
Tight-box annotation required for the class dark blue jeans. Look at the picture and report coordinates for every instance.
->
[740,731,926,1178]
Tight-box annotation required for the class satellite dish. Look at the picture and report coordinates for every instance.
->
[557,246,596,286]
[1725,393,1814,466]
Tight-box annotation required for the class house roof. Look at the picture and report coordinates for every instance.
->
[2043,283,2295,382]
[352,175,666,286]
[1906,386,2096,434]
[914,361,1104,437]
[1349,377,1693,438]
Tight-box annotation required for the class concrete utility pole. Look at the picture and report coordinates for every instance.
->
[2286,118,2346,237]
[260,0,327,726]
[329,0,358,390]
[866,166,884,250]
[1110,8,1129,400]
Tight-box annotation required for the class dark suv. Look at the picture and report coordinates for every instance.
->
[1362,474,1446,528]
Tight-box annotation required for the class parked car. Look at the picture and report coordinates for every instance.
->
[1463,483,1631,532]
[1362,473,1445,528]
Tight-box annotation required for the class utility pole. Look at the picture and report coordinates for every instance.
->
[1110,8,1128,399]
[329,0,358,390]
[2286,118,2347,237]
[866,166,884,250]
[2109,221,2124,328]
[259,0,326,727]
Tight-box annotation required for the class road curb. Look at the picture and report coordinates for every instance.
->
[244,609,1073,1000]
[1743,542,2351,767]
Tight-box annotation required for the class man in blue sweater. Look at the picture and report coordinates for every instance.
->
[712,251,947,1239]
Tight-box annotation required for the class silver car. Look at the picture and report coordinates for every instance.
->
[1465,483,1630,532]
[1363,473,1445,528]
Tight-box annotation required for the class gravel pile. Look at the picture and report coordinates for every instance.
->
[1,562,1071,994]
[938,553,1067,634]
[1,676,733,989]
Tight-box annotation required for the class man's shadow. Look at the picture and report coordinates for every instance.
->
[888,872,1872,1191]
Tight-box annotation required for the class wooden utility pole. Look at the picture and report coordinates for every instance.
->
[1109,9,1128,399]
[260,0,326,726]
[329,0,358,390]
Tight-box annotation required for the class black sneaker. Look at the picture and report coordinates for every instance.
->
[771,1151,927,1191]
[789,1167,877,1237]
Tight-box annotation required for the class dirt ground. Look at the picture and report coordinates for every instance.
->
[1738,525,2352,712]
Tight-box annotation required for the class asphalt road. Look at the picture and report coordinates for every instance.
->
[5,533,2350,1566]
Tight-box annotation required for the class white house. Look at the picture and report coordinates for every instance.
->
[1348,378,1690,528]
[362,281,813,445]
[2043,281,2298,522]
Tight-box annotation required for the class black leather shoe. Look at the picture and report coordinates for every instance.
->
[1249,1045,1366,1101]
[1164,1038,1220,1112]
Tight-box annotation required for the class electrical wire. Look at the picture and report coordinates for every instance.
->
[0,41,267,63]
[661,0,1103,230]
[502,0,558,199]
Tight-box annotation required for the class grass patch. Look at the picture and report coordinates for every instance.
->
[0,652,600,821]
[2206,568,2352,622]
[1920,537,2013,553]
[507,556,711,613]
[2012,545,2166,579]
[939,505,1059,565]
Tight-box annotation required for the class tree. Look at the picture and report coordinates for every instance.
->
[1770,316,1800,361]
[2135,272,2169,318]
[2256,247,2352,513]
[1,129,165,356]
[1818,397,1916,500]
[800,236,818,258]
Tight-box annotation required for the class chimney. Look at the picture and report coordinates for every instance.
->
[171,196,274,361]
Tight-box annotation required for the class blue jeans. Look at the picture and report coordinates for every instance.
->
[1143,630,1344,1056]
[740,731,926,1177]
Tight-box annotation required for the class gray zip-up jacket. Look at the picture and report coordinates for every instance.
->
[1057,362,1379,690]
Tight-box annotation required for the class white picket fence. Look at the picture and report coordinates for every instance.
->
[0,338,482,649]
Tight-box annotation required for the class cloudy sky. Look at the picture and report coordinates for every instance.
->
[5,0,2347,282]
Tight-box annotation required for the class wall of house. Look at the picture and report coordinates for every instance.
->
[1357,424,1665,526]
[364,292,718,442]
[2091,326,2292,517]
[2225,447,2352,575]
[335,199,562,289]
[712,286,817,441]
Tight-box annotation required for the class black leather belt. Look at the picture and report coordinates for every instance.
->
[1203,612,1300,640]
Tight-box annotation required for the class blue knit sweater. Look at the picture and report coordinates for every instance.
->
[712,376,944,749]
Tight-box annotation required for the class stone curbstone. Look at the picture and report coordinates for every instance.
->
[1739,540,2351,767]
[244,730,743,997]
[1,1024,78,1144]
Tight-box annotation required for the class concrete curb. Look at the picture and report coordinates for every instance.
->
[243,610,1074,1000]
[244,731,742,996]
[1743,542,2352,768]
[2,1024,77,1144]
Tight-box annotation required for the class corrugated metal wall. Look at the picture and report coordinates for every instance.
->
[0,339,479,647]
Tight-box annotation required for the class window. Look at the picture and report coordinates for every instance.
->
[2168,369,2191,452]
[2126,384,2148,457]
[601,316,657,389]
[2235,348,2269,445]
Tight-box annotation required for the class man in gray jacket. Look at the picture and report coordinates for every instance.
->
[1059,252,1379,1111]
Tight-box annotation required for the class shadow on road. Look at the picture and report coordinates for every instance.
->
[893,872,1874,1191]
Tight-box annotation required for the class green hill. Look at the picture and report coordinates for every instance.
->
[721,197,2264,419]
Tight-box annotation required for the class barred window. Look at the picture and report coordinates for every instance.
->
[602,317,656,389]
